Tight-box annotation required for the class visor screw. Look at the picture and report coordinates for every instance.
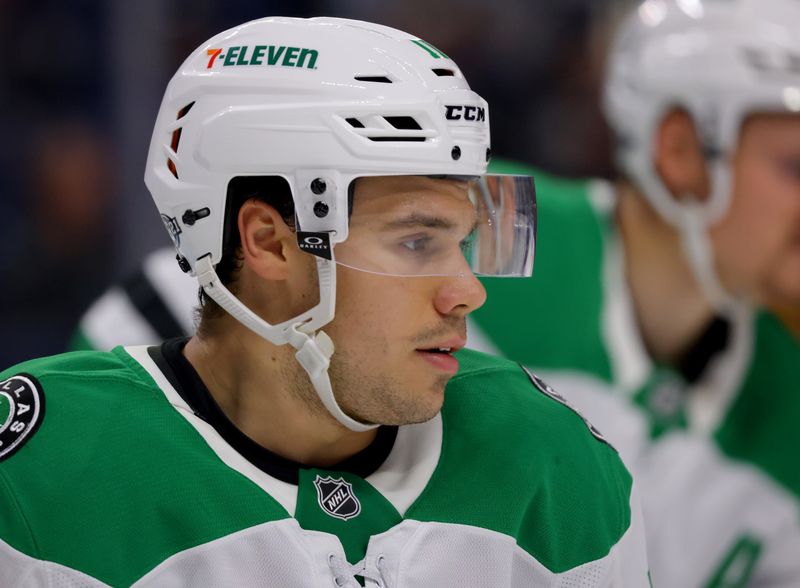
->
[313,201,329,218]
[485,147,492,162]
[182,207,210,226]
[310,178,327,195]
[451,145,461,161]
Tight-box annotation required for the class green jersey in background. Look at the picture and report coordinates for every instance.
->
[470,159,800,587]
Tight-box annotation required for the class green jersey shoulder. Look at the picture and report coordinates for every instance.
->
[0,349,290,585]
[420,349,634,574]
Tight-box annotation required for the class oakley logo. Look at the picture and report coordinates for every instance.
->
[297,231,332,260]
[445,105,486,122]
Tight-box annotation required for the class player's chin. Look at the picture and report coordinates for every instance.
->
[415,378,450,419]
[434,373,454,394]
[399,403,444,426]
[763,270,800,308]
[383,389,447,426]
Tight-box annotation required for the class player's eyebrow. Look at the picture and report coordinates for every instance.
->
[382,212,479,235]
[383,213,455,230]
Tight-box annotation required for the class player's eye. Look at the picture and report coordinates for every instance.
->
[400,235,433,253]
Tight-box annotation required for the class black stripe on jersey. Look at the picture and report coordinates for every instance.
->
[122,268,187,340]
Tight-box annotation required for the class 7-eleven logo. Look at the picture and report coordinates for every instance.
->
[205,45,319,70]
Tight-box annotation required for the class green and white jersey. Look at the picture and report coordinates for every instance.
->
[71,248,196,351]
[0,344,648,587]
[470,163,800,587]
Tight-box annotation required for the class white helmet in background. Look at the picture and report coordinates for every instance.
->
[145,17,536,431]
[604,0,800,309]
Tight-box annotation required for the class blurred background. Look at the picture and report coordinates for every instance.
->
[0,0,634,366]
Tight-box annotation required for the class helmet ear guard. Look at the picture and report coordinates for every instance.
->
[292,170,351,241]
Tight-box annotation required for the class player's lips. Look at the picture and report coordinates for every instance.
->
[416,336,466,354]
[415,337,465,374]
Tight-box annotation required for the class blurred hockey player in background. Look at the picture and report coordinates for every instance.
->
[472,1,800,586]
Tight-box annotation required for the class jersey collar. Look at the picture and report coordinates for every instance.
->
[149,337,398,485]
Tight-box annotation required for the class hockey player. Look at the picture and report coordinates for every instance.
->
[0,17,649,587]
[470,1,800,586]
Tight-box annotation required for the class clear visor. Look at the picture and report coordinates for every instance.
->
[332,174,536,278]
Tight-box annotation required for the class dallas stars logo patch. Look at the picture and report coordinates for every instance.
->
[0,374,45,461]
[313,475,361,521]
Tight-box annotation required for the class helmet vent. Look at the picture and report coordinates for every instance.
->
[343,114,429,142]
[346,117,365,128]
[354,75,393,83]
[167,127,180,179]
[167,102,195,179]
[369,136,426,142]
[432,68,455,77]
[383,116,422,131]
[177,101,195,119]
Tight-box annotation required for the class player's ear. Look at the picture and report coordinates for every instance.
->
[238,199,295,281]
[654,108,711,202]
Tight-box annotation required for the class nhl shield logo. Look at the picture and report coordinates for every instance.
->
[313,475,361,521]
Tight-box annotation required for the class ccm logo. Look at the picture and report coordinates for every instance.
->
[445,105,486,122]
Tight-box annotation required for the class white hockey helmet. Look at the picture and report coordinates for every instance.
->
[145,17,536,431]
[604,0,800,308]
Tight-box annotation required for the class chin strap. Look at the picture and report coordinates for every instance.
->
[194,255,378,433]
[677,200,740,316]
[632,146,745,317]
[287,325,379,432]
